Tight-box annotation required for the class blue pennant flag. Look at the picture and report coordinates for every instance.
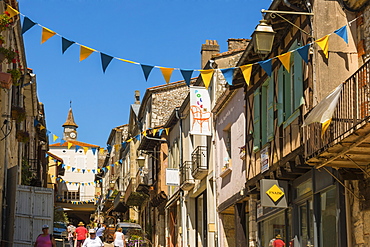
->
[62,37,75,54]
[334,25,348,44]
[72,167,76,172]
[22,16,36,34]
[60,139,66,145]
[141,64,154,81]
[82,169,85,174]
[297,45,310,64]
[135,134,141,141]
[221,68,235,85]
[34,119,39,127]
[101,53,114,73]
[75,145,80,152]
[258,59,272,77]
[119,159,123,164]
[158,129,164,136]
[122,142,127,150]
[180,69,194,86]
[46,130,51,135]
[62,164,66,168]
[91,148,97,155]
[107,145,112,153]
[92,169,95,174]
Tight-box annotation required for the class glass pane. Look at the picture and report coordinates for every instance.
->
[300,204,308,247]
[260,212,285,247]
[321,187,337,247]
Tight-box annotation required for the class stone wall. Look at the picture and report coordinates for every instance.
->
[363,4,370,61]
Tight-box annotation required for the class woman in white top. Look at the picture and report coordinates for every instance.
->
[113,228,126,247]
[82,229,103,247]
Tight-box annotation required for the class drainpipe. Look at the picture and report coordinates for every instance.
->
[344,180,353,247]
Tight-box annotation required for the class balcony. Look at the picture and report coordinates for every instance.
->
[191,146,208,180]
[180,161,195,191]
[305,60,370,169]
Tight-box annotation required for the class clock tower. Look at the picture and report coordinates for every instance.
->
[62,107,78,141]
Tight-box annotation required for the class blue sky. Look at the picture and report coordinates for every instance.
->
[18,0,272,147]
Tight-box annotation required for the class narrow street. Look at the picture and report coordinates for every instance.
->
[55,239,114,247]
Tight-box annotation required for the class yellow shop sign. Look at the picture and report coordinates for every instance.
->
[266,184,285,202]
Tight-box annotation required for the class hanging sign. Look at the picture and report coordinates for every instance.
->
[261,146,269,173]
[260,179,288,208]
[190,86,212,136]
[166,168,179,186]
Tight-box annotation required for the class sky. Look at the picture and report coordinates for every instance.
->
[18,0,272,148]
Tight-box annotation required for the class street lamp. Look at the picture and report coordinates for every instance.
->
[136,155,145,167]
[251,19,276,57]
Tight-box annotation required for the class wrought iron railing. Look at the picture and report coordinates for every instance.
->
[191,146,208,173]
[180,161,194,185]
[305,60,370,160]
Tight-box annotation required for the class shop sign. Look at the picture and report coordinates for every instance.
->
[166,168,179,186]
[261,146,269,173]
[260,179,288,208]
[257,202,263,218]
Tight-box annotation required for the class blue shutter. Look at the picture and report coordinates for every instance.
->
[277,67,284,126]
[253,89,261,152]
[284,68,292,118]
[294,49,304,109]
[267,73,274,141]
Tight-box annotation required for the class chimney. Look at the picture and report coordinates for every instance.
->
[135,90,140,104]
[201,40,220,68]
[227,38,250,51]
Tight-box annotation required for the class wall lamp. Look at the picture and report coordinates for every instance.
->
[252,9,314,57]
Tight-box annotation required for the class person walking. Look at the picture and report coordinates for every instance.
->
[113,228,126,247]
[67,222,76,247]
[34,224,56,247]
[96,224,105,242]
[81,229,103,247]
[273,234,286,247]
[75,222,88,247]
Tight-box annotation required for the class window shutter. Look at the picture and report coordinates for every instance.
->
[277,67,284,126]
[267,73,274,141]
[253,89,261,152]
[284,68,292,118]
[294,49,304,109]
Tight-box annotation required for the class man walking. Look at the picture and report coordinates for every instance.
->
[75,222,88,247]
[96,224,106,242]
[67,222,76,247]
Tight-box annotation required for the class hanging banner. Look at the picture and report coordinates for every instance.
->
[190,86,212,136]
[166,168,179,186]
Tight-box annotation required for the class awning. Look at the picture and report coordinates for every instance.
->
[66,183,80,191]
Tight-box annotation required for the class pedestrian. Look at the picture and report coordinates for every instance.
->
[81,229,103,247]
[67,222,76,247]
[75,222,88,247]
[113,228,126,247]
[96,224,105,242]
[269,236,276,247]
[273,234,286,247]
[34,224,56,247]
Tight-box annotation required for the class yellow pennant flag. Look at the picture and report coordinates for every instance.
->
[153,128,158,136]
[80,45,95,61]
[240,64,253,86]
[77,169,81,173]
[316,35,330,58]
[200,69,214,89]
[41,27,56,44]
[48,156,53,161]
[5,5,19,18]
[99,148,105,154]
[321,119,331,137]
[143,130,147,137]
[67,166,71,170]
[165,128,170,135]
[107,166,111,170]
[83,147,89,154]
[53,134,58,142]
[160,68,174,83]
[40,125,46,130]
[277,52,292,72]
[87,169,91,173]
[67,142,73,149]
[114,144,120,150]
[127,138,132,143]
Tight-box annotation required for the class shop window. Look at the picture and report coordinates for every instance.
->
[259,211,285,247]
[320,187,337,247]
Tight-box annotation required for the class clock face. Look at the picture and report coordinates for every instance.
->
[69,132,76,139]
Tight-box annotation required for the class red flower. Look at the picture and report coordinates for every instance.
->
[4,11,10,17]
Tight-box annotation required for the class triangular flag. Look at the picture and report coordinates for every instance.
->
[107,145,112,153]
[315,35,330,59]
[46,130,51,135]
[67,166,71,170]
[75,145,80,152]
[127,138,132,143]
[72,167,76,172]
[334,25,348,44]
[296,44,310,64]
[321,119,331,137]
[135,134,141,141]
[158,129,164,136]
[101,53,114,73]
[62,37,75,54]
[160,67,174,83]
[22,17,36,35]
[143,130,147,137]
[77,169,81,172]
[153,129,158,136]
[83,147,88,154]
[107,166,111,170]
[141,64,154,81]
[68,142,73,149]
[114,144,120,150]
[166,128,170,135]
[53,134,58,142]
[34,119,39,127]
[240,64,253,85]
[87,169,91,173]
[80,45,95,61]
[180,69,193,86]
[200,69,214,89]
[258,59,272,77]
[92,169,95,174]
[82,169,86,174]
[91,148,97,155]
[41,27,56,44]
[60,139,65,145]
[5,5,19,18]
[220,68,235,85]
[99,148,105,154]
[40,125,46,130]
[277,52,292,72]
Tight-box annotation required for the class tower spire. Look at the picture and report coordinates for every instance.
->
[62,107,78,128]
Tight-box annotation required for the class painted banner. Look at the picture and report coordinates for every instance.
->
[190,86,212,136]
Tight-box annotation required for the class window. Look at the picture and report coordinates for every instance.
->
[63,191,80,200]
[277,41,304,127]
[224,126,232,158]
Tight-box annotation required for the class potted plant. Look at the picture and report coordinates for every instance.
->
[7,68,22,85]
[0,47,17,63]
[0,71,12,89]
[0,13,13,32]
[11,105,26,123]
[16,130,30,143]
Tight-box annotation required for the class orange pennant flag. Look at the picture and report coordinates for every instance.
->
[316,35,330,58]
[67,142,73,149]
[83,147,89,154]
[80,45,95,61]
[239,64,253,86]
[277,52,292,72]
[5,5,19,18]
[41,27,56,44]
[200,69,214,89]
[39,125,46,130]
[160,68,174,83]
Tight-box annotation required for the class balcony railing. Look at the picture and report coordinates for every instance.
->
[305,60,370,161]
[180,161,195,190]
[191,146,208,180]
